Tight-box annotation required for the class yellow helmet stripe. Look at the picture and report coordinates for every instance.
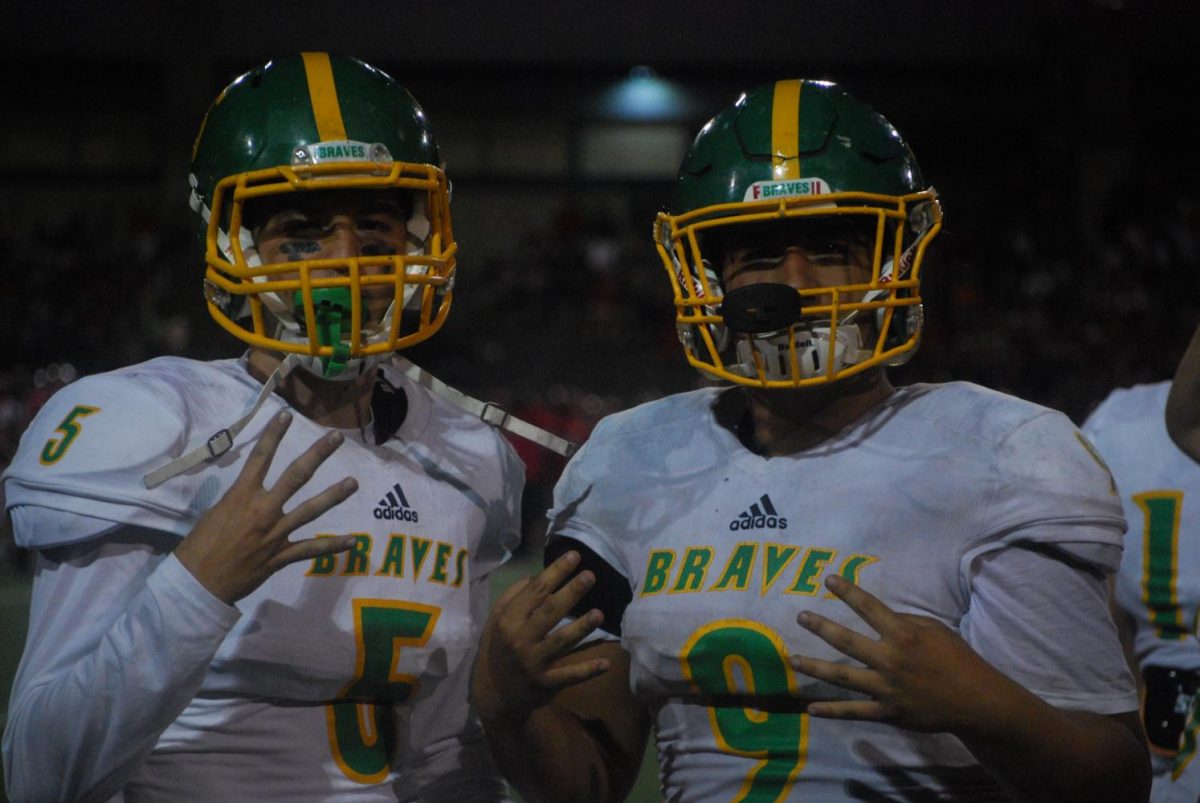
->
[771,79,802,180]
[301,52,348,141]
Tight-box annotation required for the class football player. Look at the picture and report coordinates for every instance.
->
[1080,323,1200,803]
[2,53,525,801]
[472,79,1151,801]
[1167,321,1200,462]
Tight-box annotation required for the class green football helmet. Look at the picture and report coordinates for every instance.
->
[189,52,455,379]
[654,79,942,388]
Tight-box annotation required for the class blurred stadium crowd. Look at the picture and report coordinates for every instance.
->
[2,179,1198,572]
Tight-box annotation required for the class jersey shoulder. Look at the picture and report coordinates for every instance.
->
[902,382,1125,548]
[3,357,253,545]
[899,381,1061,442]
[578,387,720,460]
[1081,381,1171,440]
[898,382,1096,466]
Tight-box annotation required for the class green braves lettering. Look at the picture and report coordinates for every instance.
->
[672,547,715,592]
[642,542,877,597]
[1134,491,1188,640]
[750,179,826,200]
[763,181,815,197]
[316,143,366,160]
[788,548,835,595]
[307,533,467,588]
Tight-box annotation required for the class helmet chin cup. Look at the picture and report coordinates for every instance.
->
[720,283,804,334]
[733,322,864,382]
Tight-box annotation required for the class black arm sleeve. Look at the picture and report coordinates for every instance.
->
[544,536,632,637]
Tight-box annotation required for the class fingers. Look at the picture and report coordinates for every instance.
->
[534,608,604,666]
[277,476,359,534]
[274,532,358,570]
[796,609,879,665]
[541,656,611,690]
[483,552,608,695]
[268,430,347,506]
[805,699,886,722]
[823,574,899,637]
[789,652,882,698]
[529,569,596,635]
[503,552,594,632]
[239,410,293,486]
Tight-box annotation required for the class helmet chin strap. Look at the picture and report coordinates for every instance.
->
[142,345,579,490]
[143,353,304,489]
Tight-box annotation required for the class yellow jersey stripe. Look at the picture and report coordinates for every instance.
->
[301,52,348,141]
[771,80,802,180]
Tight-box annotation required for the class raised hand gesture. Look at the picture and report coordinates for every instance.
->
[174,410,359,605]
[472,550,611,725]
[789,574,1002,735]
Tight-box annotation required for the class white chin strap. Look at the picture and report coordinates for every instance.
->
[141,352,577,489]
[394,358,578,457]
[143,354,305,489]
[274,326,386,382]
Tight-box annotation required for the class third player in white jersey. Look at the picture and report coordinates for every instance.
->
[1084,380,1200,803]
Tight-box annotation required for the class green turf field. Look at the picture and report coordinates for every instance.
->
[0,558,661,802]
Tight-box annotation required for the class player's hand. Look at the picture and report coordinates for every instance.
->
[174,410,358,605]
[472,551,610,726]
[789,574,1000,735]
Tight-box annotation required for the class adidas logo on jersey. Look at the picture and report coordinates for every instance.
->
[729,494,787,531]
[373,482,420,522]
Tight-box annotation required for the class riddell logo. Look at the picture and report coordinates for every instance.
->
[374,482,419,522]
[729,494,787,531]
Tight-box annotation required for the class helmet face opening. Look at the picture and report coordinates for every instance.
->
[654,79,942,389]
[190,53,455,378]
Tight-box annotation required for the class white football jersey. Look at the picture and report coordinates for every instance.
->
[549,382,1136,801]
[1083,381,1200,803]
[2,356,523,802]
